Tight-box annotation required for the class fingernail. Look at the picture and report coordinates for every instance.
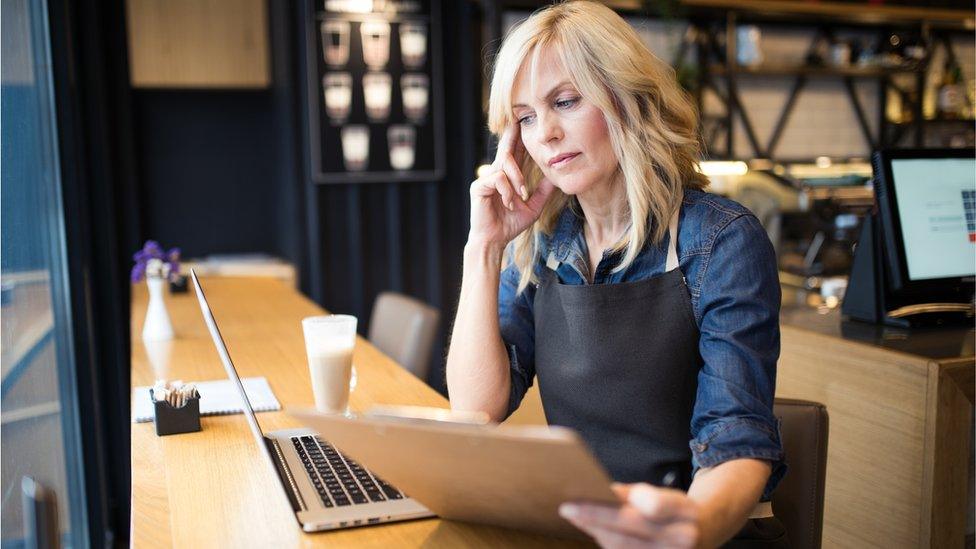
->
[520,185,527,199]
[629,485,656,513]
[559,504,578,518]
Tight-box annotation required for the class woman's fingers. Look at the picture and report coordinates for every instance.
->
[625,484,699,523]
[525,177,556,212]
[573,523,646,549]
[470,159,550,215]
[574,522,700,549]
[501,154,526,200]
[471,170,519,211]
[561,502,701,549]
[494,123,520,165]
[493,173,518,210]
[560,503,658,539]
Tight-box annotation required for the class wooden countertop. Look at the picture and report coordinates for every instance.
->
[780,288,975,361]
[130,276,580,548]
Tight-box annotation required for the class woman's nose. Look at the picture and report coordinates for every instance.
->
[535,112,563,146]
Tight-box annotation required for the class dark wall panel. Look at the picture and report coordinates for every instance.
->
[318,185,355,315]
[360,185,392,312]
[134,91,279,257]
[400,184,433,300]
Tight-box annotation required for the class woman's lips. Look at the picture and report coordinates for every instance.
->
[549,152,580,168]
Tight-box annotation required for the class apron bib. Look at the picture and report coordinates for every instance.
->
[533,211,698,487]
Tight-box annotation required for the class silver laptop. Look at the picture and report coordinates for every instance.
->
[189,269,434,532]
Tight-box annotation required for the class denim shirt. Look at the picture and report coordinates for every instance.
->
[499,188,786,499]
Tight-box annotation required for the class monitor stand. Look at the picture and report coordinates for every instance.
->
[842,214,975,328]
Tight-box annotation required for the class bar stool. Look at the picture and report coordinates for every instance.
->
[368,292,440,381]
[772,398,829,549]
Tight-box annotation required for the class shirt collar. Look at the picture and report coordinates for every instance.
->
[548,206,585,265]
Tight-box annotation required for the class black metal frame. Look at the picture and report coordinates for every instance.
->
[303,0,447,185]
[46,0,142,544]
[688,11,974,160]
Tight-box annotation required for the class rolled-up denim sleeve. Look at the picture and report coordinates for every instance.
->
[498,256,536,419]
[690,214,786,500]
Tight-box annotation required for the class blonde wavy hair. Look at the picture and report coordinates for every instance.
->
[487,1,709,293]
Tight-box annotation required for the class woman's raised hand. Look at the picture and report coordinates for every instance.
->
[468,122,556,250]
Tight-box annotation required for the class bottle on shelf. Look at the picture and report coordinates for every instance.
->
[937,65,964,120]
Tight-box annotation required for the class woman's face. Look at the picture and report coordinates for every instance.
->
[511,47,618,196]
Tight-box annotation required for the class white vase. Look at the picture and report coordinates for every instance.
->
[143,338,173,379]
[142,276,174,341]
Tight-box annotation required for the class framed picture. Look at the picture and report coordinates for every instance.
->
[305,0,446,184]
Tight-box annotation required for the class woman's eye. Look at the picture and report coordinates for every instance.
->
[517,114,535,126]
[555,97,579,109]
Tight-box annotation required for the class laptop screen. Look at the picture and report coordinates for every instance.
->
[190,269,270,447]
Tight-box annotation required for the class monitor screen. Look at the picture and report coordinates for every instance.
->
[889,157,976,282]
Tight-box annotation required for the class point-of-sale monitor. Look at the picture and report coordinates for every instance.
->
[872,148,976,296]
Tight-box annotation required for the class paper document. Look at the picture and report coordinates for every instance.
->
[132,376,280,423]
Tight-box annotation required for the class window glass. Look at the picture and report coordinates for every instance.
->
[1,0,89,546]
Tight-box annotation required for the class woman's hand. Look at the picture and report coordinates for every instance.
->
[559,483,702,549]
[468,122,556,250]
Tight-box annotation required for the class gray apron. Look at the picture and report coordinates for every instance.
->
[533,211,697,488]
[532,210,789,547]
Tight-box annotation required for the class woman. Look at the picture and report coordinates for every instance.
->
[446,2,786,547]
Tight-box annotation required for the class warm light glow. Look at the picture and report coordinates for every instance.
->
[476,164,493,178]
[786,161,873,179]
[815,156,832,168]
[325,0,374,13]
[697,161,748,177]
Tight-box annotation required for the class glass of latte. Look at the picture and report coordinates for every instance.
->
[301,315,358,415]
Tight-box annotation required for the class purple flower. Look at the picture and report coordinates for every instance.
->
[144,240,163,257]
[130,262,146,284]
[131,240,182,283]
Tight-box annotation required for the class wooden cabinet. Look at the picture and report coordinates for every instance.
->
[125,0,270,88]
[778,298,974,548]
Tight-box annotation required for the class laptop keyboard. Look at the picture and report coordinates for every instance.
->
[292,435,404,508]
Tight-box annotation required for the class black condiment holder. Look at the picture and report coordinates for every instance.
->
[150,388,201,436]
[169,274,189,293]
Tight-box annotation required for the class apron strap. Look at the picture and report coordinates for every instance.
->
[665,208,679,272]
[545,208,681,273]
[546,252,560,271]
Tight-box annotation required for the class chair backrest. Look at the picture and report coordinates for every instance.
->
[368,292,440,381]
[772,398,829,549]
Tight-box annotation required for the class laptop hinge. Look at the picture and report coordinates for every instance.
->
[265,436,306,512]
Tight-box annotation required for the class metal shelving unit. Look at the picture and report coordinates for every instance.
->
[677,2,975,160]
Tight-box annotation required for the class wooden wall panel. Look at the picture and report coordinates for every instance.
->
[125,0,270,88]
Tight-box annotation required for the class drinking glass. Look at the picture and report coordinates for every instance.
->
[301,315,358,415]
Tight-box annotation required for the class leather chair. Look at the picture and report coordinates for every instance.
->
[772,398,829,549]
[368,292,440,381]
